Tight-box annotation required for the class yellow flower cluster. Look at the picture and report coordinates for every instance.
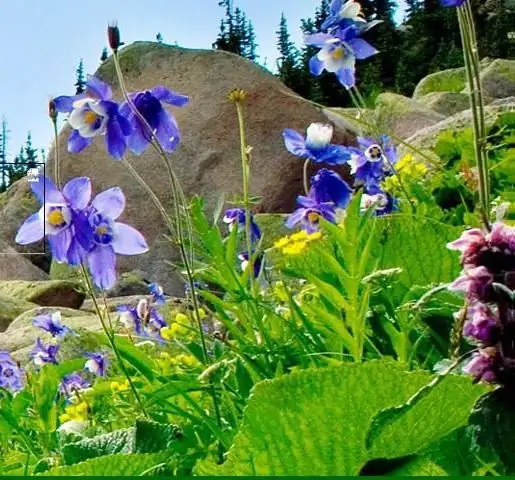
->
[161,309,207,341]
[59,401,89,423]
[110,380,130,393]
[274,231,322,255]
[157,352,200,372]
[383,154,429,193]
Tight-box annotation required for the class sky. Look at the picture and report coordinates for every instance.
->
[0,0,406,160]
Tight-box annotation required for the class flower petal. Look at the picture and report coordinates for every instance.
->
[336,66,355,89]
[48,229,73,262]
[304,32,333,47]
[285,208,305,229]
[155,109,180,152]
[309,55,325,76]
[68,131,93,154]
[63,177,92,210]
[112,223,149,255]
[127,121,151,155]
[346,38,378,60]
[283,129,309,158]
[92,187,125,220]
[53,94,85,113]
[151,86,189,107]
[30,175,65,204]
[87,246,117,290]
[105,116,127,160]
[85,75,112,100]
[15,212,44,244]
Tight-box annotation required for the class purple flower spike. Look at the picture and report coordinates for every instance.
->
[84,352,108,377]
[86,187,149,290]
[286,194,337,233]
[0,352,24,392]
[53,75,132,160]
[120,86,189,155]
[33,312,70,338]
[283,123,351,165]
[31,338,60,366]
[15,176,92,264]
[462,303,500,345]
[463,348,499,384]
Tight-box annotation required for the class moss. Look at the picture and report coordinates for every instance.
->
[0,280,85,308]
[0,294,38,331]
[413,68,466,99]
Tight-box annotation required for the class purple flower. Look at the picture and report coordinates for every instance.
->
[117,299,167,341]
[360,190,397,216]
[283,123,351,165]
[15,176,92,264]
[120,86,189,155]
[462,303,500,345]
[86,187,149,290]
[53,75,132,159]
[440,0,466,7]
[84,352,107,377]
[0,352,24,392]
[463,347,499,384]
[449,266,493,301]
[321,0,368,31]
[33,312,70,338]
[286,194,337,233]
[31,338,60,366]
[148,282,165,304]
[238,251,264,278]
[310,168,353,208]
[305,26,378,88]
[59,373,90,397]
[222,208,261,242]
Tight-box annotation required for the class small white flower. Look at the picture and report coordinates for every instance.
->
[68,98,108,138]
[305,123,333,149]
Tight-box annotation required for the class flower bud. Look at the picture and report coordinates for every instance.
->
[228,88,247,103]
[108,23,123,51]
[48,100,58,122]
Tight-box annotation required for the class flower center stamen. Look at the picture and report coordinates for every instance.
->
[47,208,66,227]
[307,211,320,223]
[84,110,99,126]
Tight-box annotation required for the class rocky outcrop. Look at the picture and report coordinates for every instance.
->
[467,59,515,99]
[0,239,49,281]
[416,92,476,117]
[45,41,355,295]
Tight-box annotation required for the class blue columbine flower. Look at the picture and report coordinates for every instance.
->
[117,299,167,342]
[33,312,70,338]
[59,373,90,397]
[148,282,165,304]
[286,193,337,233]
[84,352,107,377]
[53,75,132,159]
[85,187,149,290]
[310,168,353,209]
[15,176,92,264]
[360,187,398,216]
[322,0,368,31]
[222,208,262,243]
[305,26,378,88]
[119,86,189,155]
[283,123,352,165]
[238,251,264,278]
[0,352,24,392]
[31,338,60,366]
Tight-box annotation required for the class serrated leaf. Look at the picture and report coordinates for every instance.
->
[38,452,170,476]
[195,362,486,476]
[134,419,183,453]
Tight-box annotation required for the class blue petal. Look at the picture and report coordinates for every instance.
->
[316,145,352,165]
[53,94,84,113]
[151,86,189,107]
[66,236,87,266]
[68,131,93,154]
[303,32,333,47]
[127,122,151,155]
[155,109,180,152]
[48,229,72,263]
[87,246,117,290]
[30,175,64,204]
[311,169,353,208]
[63,177,91,211]
[92,187,125,220]
[309,55,325,76]
[72,212,94,251]
[105,116,127,160]
[285,208,305,229]
[15,213,44,244]
[346,38,378,60]
[357,137,375,149]
[85,75,112,101]
[283,129,309,158]
[112,222,149,255]
[117,112,132,136]
[329,0,343,16]
[336,67,355,89]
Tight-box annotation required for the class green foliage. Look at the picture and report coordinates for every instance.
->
[196,362,488,475]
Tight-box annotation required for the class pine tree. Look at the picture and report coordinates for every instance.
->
[276,13,300,89]
[0,119,7,192]
[100,47,108,62]
[156,32,163,43]
[245,21,258,61]
[74,59,86,94]
[24,132,38,168]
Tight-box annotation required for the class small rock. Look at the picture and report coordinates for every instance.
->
[473,59,515,99]
[0,239,49,281]
[416,92,478,117]
[0,293,38,332]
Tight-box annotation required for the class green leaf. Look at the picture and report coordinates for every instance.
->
[133,419,183,454]
[38,452,170,476]
[33,364,60,433]
[386,455,448,476]
[195,362,486,476]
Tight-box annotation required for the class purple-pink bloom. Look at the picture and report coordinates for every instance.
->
[53,75,132,160]
[31,338,60,366]
[463,347,499,384]
[85,187,148,290]
[449,266,493,301]
[462,303,500,345]
[119,86,189,155]
[33,312,70,338]
[15,176,92,264]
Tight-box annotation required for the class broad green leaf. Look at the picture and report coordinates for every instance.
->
[386,455,448,476]
[33,364,60,433]
[38,452,170,476]
[195,362,486,476]
[133,419,183,454]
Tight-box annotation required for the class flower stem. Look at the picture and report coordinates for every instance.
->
[51,118,60,189]
[79,263,148,418]
[303,159,310,195]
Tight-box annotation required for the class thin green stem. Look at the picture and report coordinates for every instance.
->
[303,159,310,195]
[52,120,60,189]
[79,263,148,417]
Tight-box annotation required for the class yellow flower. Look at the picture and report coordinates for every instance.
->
[282,242,307,255]
[110,380,130,393]
[177,354,199,367]
[59,401,89,423]
[274,230,322,256]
